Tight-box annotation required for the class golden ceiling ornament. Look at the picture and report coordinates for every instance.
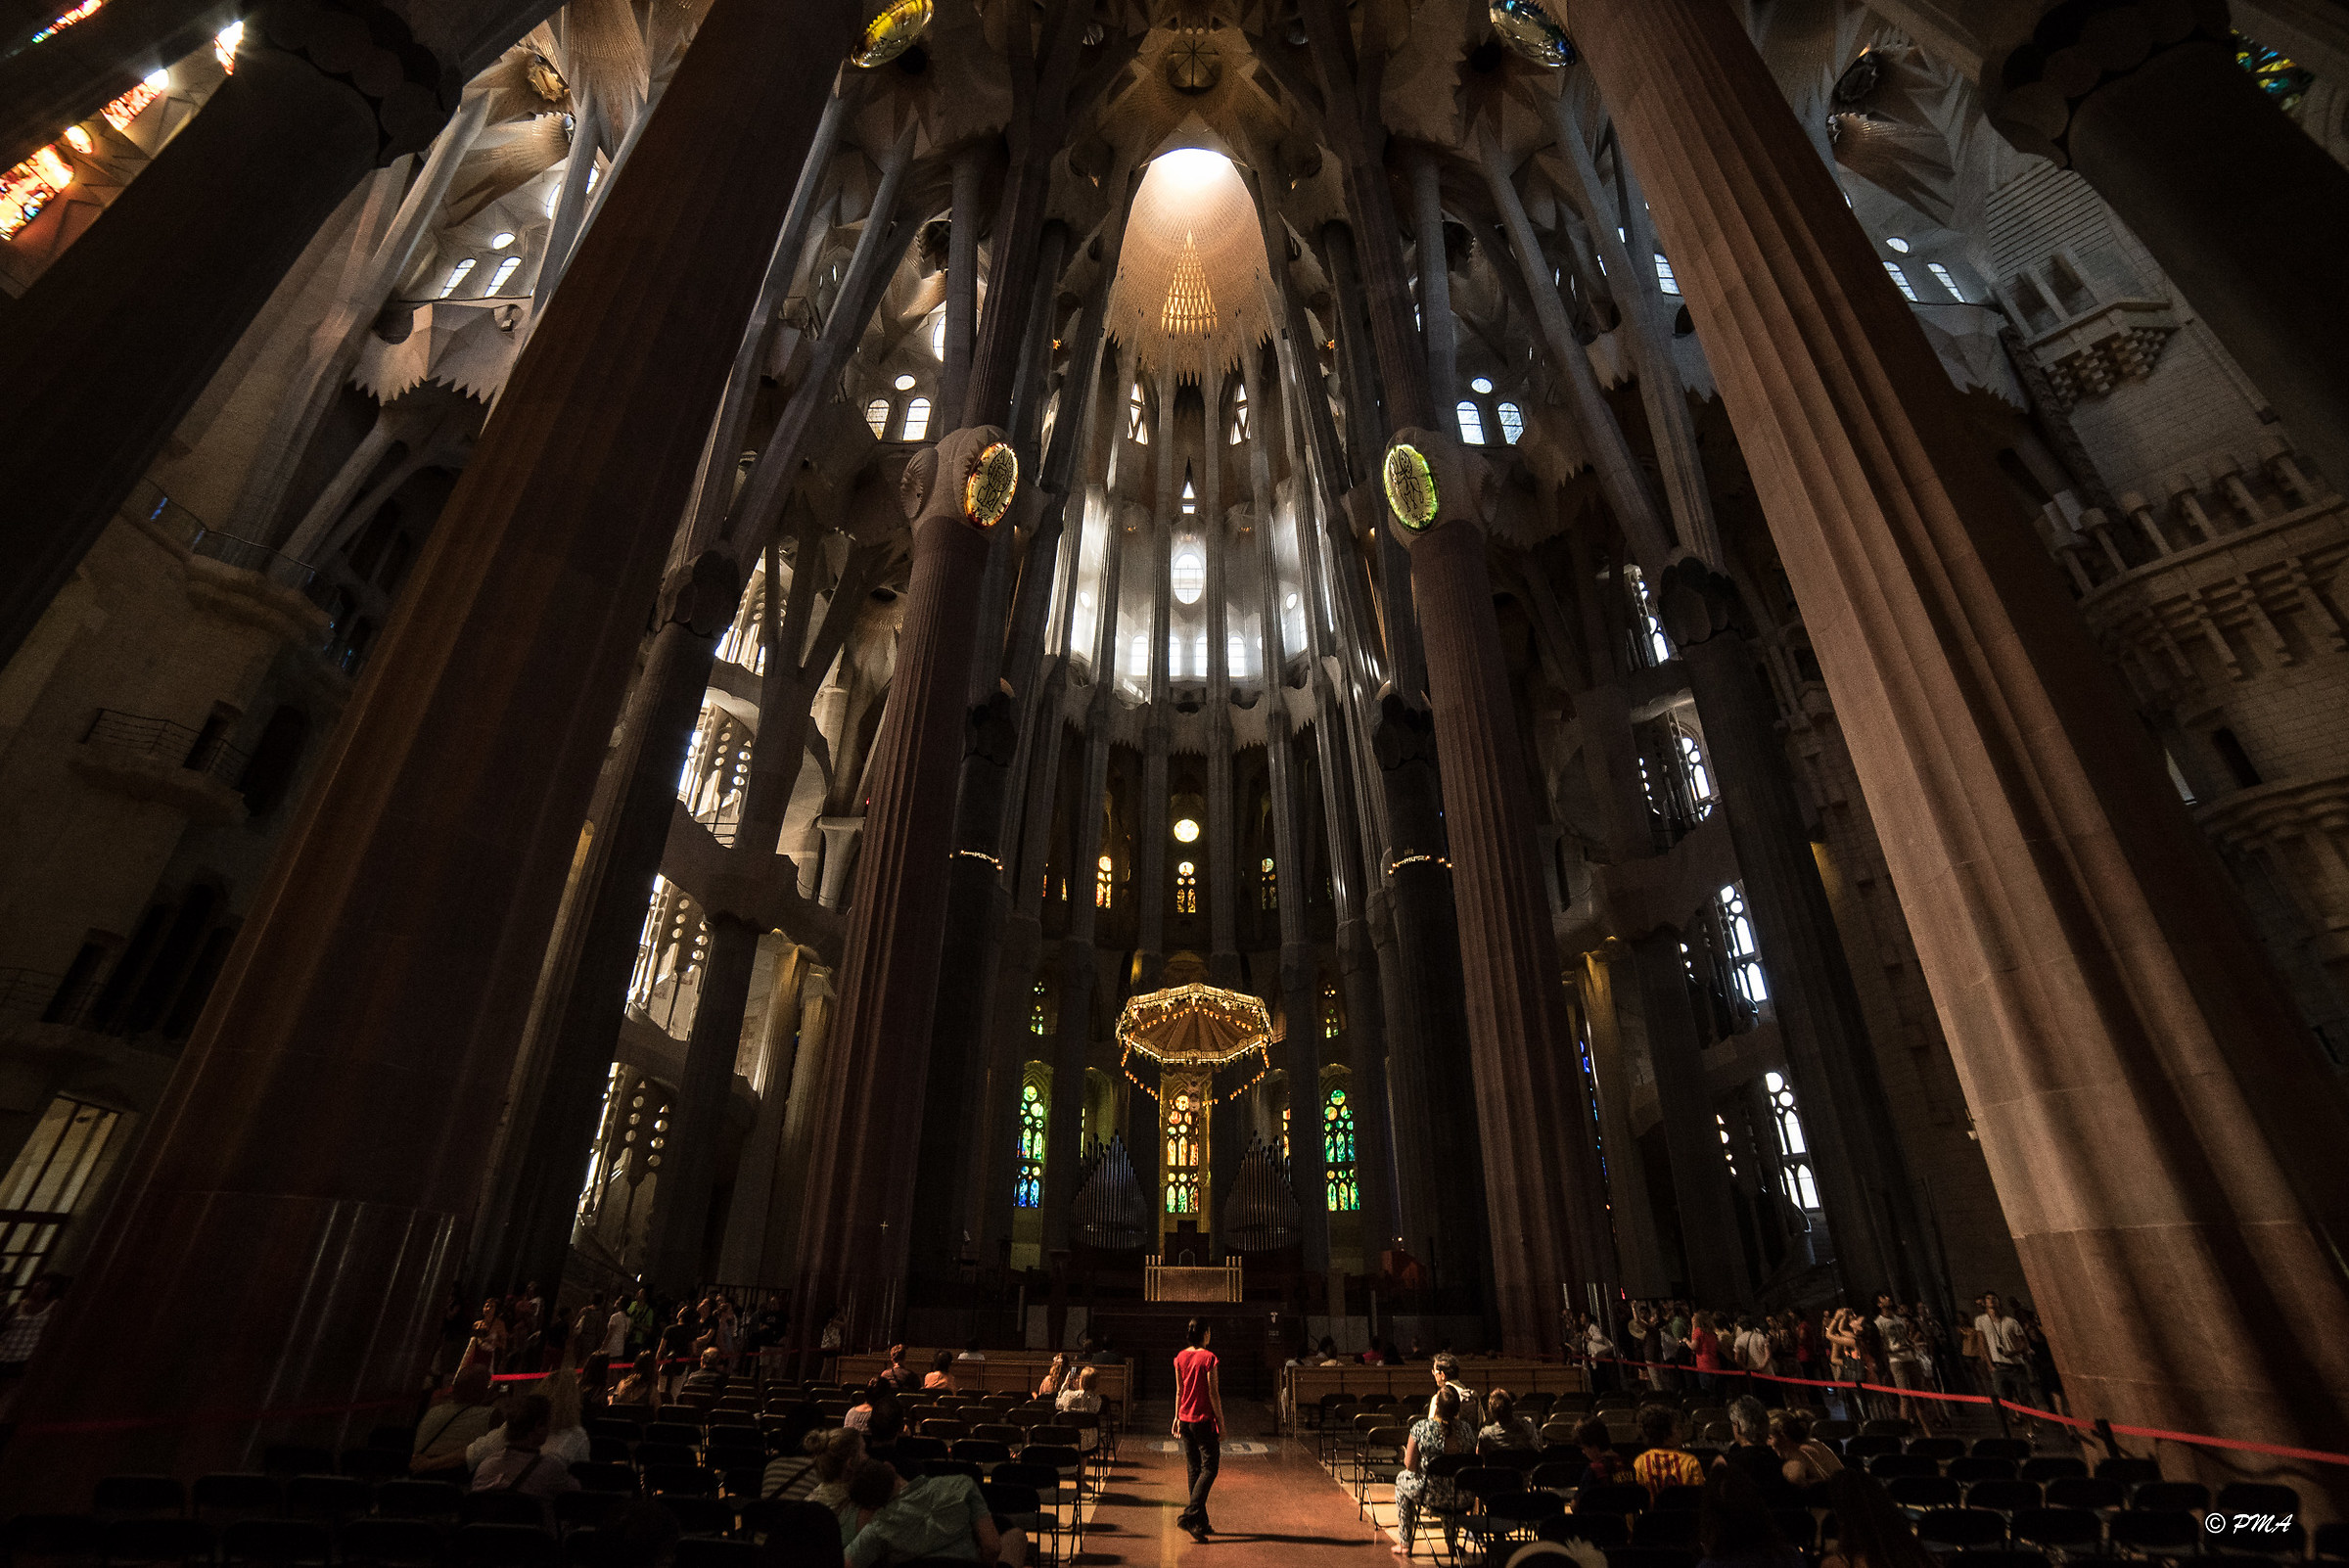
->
[962,440,1019,530]
[1383,442,1441,531]
[852,0,931,68]
[1489,0,1576,68]
[1116,983,1283,1105]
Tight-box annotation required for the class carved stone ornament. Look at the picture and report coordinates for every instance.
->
[252,0,461,162]
[1984,0,2234,168]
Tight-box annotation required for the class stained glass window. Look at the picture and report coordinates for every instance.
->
[1260,856,1276,911]
[1455,399,1487,445]
[99,79,161,132]
[1128,383,1149,444]
[0,145,71,241]
[1174,547,1204,604]
[1497,402,1525,445]
[28,2,107,46]
[900,396,932,441]
[1096,853,1114,908]
[438,258,477,299]
[1176,860,1197,915]
[1165,1092,1200,1213]
[1230,383,1248,445]
[2235,33,2313,113]
[484,255,523,294]
[1623,563,1671,666]
[865,397,891,438]
[1324,1085,1359,1211]
[1016,1081,1047,1208]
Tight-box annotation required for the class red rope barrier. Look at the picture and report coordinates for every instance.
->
[1587,1357,2349,1466]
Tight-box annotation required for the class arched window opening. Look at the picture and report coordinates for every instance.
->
[864,397,891,438]
[1259,855,1277,911]
[1324,1084,1359,1211]
[1096,853,1115,908]
[1175,860,1198,914]
[1179,475,1197,516]
[1718,881,1767,1007]
[900,396,933,441]
[1623,563,1672,667]
[1455,398,1486,445]
[929,311,946,359]
[1764,1070,1822,1211]
[1227,633,1248,678]
[1015,1077,1048,1207]
[1497,402,1525,445]
[1229,382,1248,444]
[1883,260,1921,302]
[437,257,477,299]
[1173,547,1205,605]
[1128,383,1149,443]
[1926,260,1965,300]
[1655,254,1681,296]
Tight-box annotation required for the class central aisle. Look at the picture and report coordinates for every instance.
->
[1082,1400,1392,1565]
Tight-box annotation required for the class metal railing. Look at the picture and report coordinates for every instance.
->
[81,709,249,786]
[0,968,97,1027]
[189,527,321,597]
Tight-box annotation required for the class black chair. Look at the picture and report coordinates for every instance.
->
[448,1524,561,1568]
[1632,1512,1699,1549]
[1541,1513,1628,1550]
[340,1450,409,1483]
[92,1479,185,1521]
[1870,1453,1940,1481]
[1886,1476,1962,1512]
[219,1519,332,1568]
[1652,1486,1704,1513]
[1576,1484,1650,1519]
[9,1514,105,1567]
[2009,1506,2102,1556]
[587,1439,630,1465]
[2104,1508,2198,1555]
[986,1470,1059,1563]
[1529,1462,1581,1497]
[570,1463,637,1497]
[2043,1477,2124,1513]
[375,1481,464,1522]
[1909,1437,1966,1463]
[191,1477,282,1524]
[460,1495,549,1529]
[643,1424,703,1450]
[99,1519,215,1567]
[1597,1548,1696,1568]
[704,1448,763,1478]
[922,1460,984,1484]
[259,1450,335,1481]
[1772,1509,1817,1551]
[1946,1552,2051,1568]
[1966,1481,2044,1516]
[2312,1521,2349,1561]
[2209,1521,2306,1558]
[1915,1508,2007,1551]
[551,1493,621,1536]
[587,1418,643,1444]
[282,1477,370,1524]
[1844,1436,1904,1463]
[2213,1484,2300,1521]
[655,1499,735,1539]
[2132,1482,2211,1514]
[2021,1457,2087,1485]
[641,1467,718,1499]
[1950,1456,2019,1485]
[336,1519,440,1568]
[1861,1419,1915,1440]
[892,1437,947,1468]
[1970,1439,2031,1462]
[672,1542,757,1568]
[2096,1458,2161,1490]
[632,1445,697,1471]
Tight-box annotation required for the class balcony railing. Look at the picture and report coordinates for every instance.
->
[81,709,249,786]
[188,527,321,598]
[0,968,96,1027]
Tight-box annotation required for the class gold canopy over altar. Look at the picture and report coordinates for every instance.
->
[1114,982,1282,1105]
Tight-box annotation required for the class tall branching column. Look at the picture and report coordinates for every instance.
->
[0,0,861,1497]
[1574,0,2349,1487]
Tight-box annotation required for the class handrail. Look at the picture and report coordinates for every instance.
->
[81,708,249,786]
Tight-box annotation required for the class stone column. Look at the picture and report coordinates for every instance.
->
[1986,2,2349,492]
[1629,928,1747,1304]
[0,1,459,669]
[1575,945,1671,1296]
[789,429,1009,1338]
[1576,0,2349,1484]
[939,142,986,428]
[1407,147,1460,422]
[766,962,835,1275]
[1388,435,1617,1352]
[0,0,859,1498]
[715,942,808,1284]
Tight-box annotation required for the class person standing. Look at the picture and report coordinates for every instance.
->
[1974,1293,2040,1437]
[1172,1318,1224,1543]
[1873,1294,1935,1435]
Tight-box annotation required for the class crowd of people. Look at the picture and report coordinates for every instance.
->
[438,1284,792,1386]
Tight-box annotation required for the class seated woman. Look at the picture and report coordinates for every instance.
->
[923,1349,958,1392]
[1055,1365,1102,1453]
[837,1457,1030,1565]
[1392,1385,1474,1558]
[1767,1407,1843,1490]
[1476,1389,1540,1454]
[1035,1354,1068,1399]
[1818,1470,1938,1568]
[607,1353,659,1410]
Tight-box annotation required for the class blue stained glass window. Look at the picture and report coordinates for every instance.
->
[1015,1083,1046,1207]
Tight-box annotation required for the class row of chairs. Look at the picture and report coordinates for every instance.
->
[6,1514,765,1568]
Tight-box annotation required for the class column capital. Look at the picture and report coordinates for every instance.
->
[658,550,746,638]
[1653,556,1748,650]
[1984,0,2234,167]
[251,0,461,161]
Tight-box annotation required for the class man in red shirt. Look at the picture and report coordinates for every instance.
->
[1172,1317,1224,1542]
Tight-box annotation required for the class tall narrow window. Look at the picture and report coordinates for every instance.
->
[1624,563,1672,666]
[1230,383,1249,444]
[1883,260,1921,302]
[1321,984,1341,1039]
[1128,383,1149,443]
[1455,399,1486,445]
[900,396,932,441]
[1175,860,1198,914]
[1655,254,1681,296]
[1165,1092,1200,1213]
[1096,853,1115,908]
[1718,881,1768,1007]
[929,311,946,359]
[1260,855,1277,911]
[1173,547,1204,604]
[437,257,477,299]
[1129,632,1148,687]
[1015,1079,1048,1207]
[1031,980,1047,1035]
[1764,1070,1822,1210]
[0,1095,122,1298]
[1179,477,1197,516]
[1324,1084,1359,1211]
[1716,1112,1740,1176]
[1192,633,1208,677]
[484,255,524,294]
[864,397,891,438]
[1497,402,1525,445]
[1926,261,1964,301]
